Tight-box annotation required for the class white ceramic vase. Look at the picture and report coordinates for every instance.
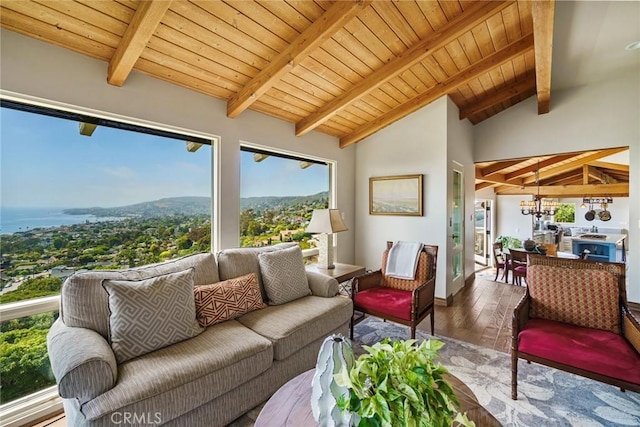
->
[310,334,355,427]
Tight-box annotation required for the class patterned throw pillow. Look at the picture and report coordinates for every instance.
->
[258,245,310,305]
[193,273,266,328]
[102,268,203,364]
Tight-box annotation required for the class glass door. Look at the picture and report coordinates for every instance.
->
[451,167,464,285]
[474,200,491,265]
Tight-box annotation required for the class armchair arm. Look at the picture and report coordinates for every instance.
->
[47,319,117,403]
[306,271,339,297]
[413,277,436,316]
[352,270,383,295]
[512,291,530,338]
[622,307,640,354]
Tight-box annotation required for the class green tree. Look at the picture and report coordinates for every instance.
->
[554,203,575,223]
[0,277,62,304]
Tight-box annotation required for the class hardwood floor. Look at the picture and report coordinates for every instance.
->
[423,273,525,354]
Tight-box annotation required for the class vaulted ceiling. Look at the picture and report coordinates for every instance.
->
[0,0,554,147]
[475,147,630,198]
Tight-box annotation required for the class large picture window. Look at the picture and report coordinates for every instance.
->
[0,103,214,404]
[240,147,330,249]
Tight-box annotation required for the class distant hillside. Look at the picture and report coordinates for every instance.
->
[64,192,328,218]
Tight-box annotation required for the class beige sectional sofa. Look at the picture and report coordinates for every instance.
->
[47,243,353,426]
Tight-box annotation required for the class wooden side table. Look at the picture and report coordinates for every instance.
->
[305,263,366,284]
[255,369,501,426]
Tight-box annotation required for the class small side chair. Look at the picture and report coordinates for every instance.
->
[350,242,438,339]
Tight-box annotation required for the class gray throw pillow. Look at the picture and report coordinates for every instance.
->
[102,268,203,363]
[258,245,310,305]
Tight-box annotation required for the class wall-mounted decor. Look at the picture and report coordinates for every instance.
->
[369,174,423,216]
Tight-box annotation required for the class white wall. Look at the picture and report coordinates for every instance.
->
[0,29,357,261]
[355,97,449,299]
[446,97,475,297]
[474,70,640,302]
[495,196,534,243]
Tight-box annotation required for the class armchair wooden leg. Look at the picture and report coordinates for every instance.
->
[410,326,416,339]
[350,314,354,340]
[430,312,434,336]
[511,353,518,400]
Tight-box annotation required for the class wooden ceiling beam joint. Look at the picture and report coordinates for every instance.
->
[226,0,372,119]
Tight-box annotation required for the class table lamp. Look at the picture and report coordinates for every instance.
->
[306,209,348,269]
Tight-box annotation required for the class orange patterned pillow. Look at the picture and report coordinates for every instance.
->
[527,265,620,333]
[381,250,431,291]
[194,273,266,328]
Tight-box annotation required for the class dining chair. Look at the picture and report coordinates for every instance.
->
[509,249,528,286]
[492,242,509,282]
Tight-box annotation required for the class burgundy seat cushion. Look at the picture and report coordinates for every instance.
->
[514,266,527,274]
[518,318,640,385]
[354,287,412,321]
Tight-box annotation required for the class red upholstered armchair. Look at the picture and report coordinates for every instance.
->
[512,254,640,400]
[350,242,438,340]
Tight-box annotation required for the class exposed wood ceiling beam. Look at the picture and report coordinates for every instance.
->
[475,170,523,186]
[475,182,496,191]
[588,161,629,172]
[503,153,578,180]
[582,164,593,185]
[295,1,511,137]
[227,0,371,118]
[531,0,555,114]
[479,159,525,177]
[460,77,536,120]
[498,183,629,198]
[522,147,628,184]
[108,0,172,86]
[340,33,534,147]
[540,169,582,185]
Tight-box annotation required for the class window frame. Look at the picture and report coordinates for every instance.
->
[0,90,221,423]
[239,142,337,256]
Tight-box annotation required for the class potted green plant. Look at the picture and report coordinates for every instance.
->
[335,338,475,427]
[495,235,523,249]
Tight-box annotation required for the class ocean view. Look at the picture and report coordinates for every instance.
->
[0,207,106,234]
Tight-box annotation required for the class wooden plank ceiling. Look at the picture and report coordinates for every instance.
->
[476,147,630,198]
[0,0,552,147]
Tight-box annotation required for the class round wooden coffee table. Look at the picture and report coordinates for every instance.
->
[255,369,501,426]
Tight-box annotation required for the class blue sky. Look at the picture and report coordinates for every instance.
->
[1,107,327,208]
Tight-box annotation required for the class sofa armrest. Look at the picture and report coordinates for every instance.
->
[623,308,640,354]
[306,271,339,297]
[352,270,383,294]
[47,319,117,403]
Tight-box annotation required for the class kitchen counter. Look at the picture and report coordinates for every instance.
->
[571,233,627,244]
[570,233,627,262]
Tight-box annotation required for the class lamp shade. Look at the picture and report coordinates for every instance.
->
[306,209,348,234]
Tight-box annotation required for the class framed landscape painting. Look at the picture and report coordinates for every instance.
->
[369,174,423,216]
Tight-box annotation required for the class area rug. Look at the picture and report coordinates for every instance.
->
[354,317,640,427]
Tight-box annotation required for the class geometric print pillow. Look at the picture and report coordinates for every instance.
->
[527,264,621,333]
[193,273,266,328]
[102,268,203,364]
[258,245,310,305]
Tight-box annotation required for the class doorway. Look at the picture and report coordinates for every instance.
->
[474,200,492,266]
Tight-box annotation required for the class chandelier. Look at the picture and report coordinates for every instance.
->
[520,161,557,218]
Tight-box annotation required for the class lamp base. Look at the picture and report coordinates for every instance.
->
[316,233,335,269]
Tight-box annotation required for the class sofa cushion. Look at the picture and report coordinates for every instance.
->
[519,318,640,386]
[80,320,273,421]
[61,252,219,339]
[102,268,203,363]
[527,264,620,333]
[259,245,310,305]
[194,273,266,328]
[216,242,297,299]
[237,295,352,360]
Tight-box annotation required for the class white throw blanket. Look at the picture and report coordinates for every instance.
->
[385,241,424,280]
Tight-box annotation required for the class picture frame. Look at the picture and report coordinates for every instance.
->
[369,174,423,216]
